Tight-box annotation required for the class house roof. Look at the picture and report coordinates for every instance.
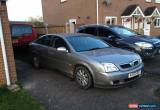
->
[144,6,156,16]
[121,4,139,16]
[144,6,160,17]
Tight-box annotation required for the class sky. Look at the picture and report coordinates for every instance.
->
[7,0,43,21]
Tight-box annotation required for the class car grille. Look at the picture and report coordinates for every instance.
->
[120,60,139,69]
[141,49,155,56]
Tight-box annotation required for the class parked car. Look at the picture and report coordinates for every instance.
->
[77,24,160,59]
[10,22,38,47]
[29,33,143,89]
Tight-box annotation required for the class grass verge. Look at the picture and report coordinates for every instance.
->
[0,87,45,110]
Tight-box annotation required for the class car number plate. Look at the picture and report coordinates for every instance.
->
[128,71,141,78]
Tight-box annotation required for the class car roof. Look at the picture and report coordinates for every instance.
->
[44,33,93,38]
[78,24,124,29]
[107,25,125,28]
[78,24,108,29]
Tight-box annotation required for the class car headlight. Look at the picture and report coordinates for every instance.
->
[135,42,153,49]
[138,58,142,64]
[102,63,119,73]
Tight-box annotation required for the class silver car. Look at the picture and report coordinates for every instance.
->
[29,33,143,89]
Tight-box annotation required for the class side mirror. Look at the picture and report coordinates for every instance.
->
[57,47,68,53]
[108,35,115,40]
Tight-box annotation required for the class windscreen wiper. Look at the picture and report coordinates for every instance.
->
[88,47,105,51]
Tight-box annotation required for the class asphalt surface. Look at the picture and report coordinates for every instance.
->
[15,49,160,110]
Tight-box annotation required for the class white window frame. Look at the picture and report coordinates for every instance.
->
[105,16,117,25]
[68,19,76,33]
[146,0,152,2]
[60,0,67,3]
[154,18,160,28]
[155,0,160,3]
[69,19,76,24]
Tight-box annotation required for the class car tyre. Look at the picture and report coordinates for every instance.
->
[75,66,93,89]
[32,55,40,69]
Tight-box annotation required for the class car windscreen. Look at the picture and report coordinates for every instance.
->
[66,36,110,52]
[111,27,137,37]
[11,24,33,37]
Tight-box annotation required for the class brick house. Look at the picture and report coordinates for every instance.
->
[42,0,160,36]
[0,0,17,87]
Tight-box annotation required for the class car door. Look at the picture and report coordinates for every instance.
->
[34,35,53,66]
[48,36,71,73]
[47,36,59,69]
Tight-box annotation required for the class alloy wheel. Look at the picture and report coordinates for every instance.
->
[76,68,89,87]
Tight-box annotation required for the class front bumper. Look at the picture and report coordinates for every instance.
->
[94,64,143,88]
[137,48,160,58]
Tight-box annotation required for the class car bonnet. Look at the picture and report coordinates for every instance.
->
[79,47,140,65]
[122,35,160,45]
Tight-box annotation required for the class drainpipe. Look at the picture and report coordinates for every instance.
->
[0,18,11,86]
[44,23,48,34]
[96,0,99,24]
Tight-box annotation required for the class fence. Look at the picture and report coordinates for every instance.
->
[34,24,84,36]
[34,25,66,36]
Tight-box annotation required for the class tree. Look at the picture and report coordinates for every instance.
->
[27,16,44,27]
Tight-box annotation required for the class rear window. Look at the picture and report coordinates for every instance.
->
[11,24,33,37]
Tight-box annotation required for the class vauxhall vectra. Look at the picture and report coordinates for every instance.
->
[29,33,143,89]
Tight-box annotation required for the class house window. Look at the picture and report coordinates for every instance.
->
[155,0,160,3]
[154,18,160,27]
[105,16,117,25]
[146,0,152,2]
[60,0,67,3]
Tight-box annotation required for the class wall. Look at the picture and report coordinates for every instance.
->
[0,2,17,86]
[42,0,97,25]
[42,0,160,36]
[35,25,66,35]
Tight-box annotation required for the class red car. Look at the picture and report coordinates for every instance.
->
[10,22,38,47]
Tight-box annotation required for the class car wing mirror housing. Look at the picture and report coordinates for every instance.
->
[57,47,69,53]
[108,35,116,40]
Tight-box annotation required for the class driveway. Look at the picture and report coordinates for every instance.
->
[144,57,160,75]
[15,50,160,110]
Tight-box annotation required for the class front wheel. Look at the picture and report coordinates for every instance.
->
[75,66,93,89]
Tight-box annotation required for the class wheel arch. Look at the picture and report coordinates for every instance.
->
[73,63,95,82]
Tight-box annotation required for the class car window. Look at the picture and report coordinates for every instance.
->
[97,27,109,37]
[111,27,137,37]
[85,27,98,36]
[36,35,53,46]
[97,27,115,38]
[11,24,32,37]
[54,37,68,49]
